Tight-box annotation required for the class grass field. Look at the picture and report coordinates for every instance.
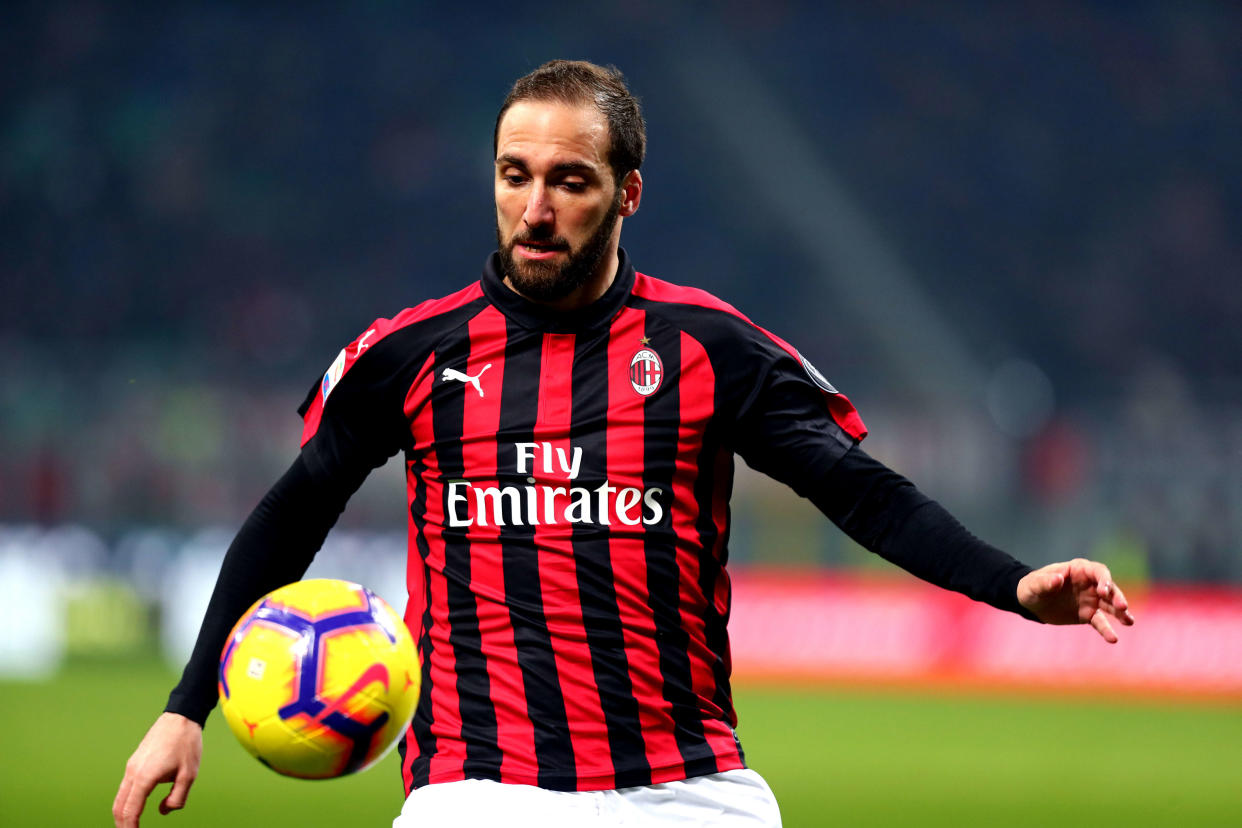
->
[2,656,1239,826]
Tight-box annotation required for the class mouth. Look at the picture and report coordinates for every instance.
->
[513,239,568,261]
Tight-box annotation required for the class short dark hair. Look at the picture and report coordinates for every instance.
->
[494,60,646,184]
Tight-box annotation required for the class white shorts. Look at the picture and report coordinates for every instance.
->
[392,768,782,828]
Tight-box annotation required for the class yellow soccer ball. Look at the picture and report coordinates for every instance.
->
[218,579,420,779]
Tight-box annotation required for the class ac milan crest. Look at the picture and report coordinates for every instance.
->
[629,348,663,397]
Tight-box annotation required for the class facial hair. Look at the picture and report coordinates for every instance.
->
[497,190,623,305]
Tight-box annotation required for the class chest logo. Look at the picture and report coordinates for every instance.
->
[630,348,663,397]
[441,363,492,397]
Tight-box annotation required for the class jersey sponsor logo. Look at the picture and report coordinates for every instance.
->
[444,442,665,528]
[440,363,492,397]
[630,348,663,397]
[321,348,348,401]
[799,353,838,394]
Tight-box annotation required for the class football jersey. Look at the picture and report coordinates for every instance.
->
[297,249,867,793]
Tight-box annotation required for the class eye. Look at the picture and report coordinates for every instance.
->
[559,180,587,193]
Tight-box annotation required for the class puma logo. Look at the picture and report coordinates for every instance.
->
[441,363,492,397]
[354,329,376,355]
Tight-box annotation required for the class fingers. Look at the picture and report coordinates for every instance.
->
[1102,582,1136,625]
[115,713,203,826]
[1090,607,1119,644]
[1028,565,1066,599]
[1067,557,1112,594]
[1085,564,1129,609]
[1088,567,1137,628]
[1071,559,1138,628]
[113,770,153,828]
[111,775,133,827]
[159,767,194,815]
[1041,569,1066,593]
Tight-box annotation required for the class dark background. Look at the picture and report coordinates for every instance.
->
[3,1,1239,583]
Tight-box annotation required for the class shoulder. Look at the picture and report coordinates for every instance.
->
[366,281,489,350]
[301,281,489,416]
[631,271,752,322]
[628,268,867,443]
[629,270,795,358]
[338,281,491,372]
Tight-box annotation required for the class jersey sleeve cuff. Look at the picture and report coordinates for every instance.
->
[165,690,216,728]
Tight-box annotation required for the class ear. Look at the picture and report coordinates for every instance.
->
[618,169,643,217]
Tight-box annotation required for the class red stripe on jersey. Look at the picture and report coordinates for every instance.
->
[406,354,447,575]
[631,272,867,441]
[605,307,684,779]
[300,282,485,446]
[709,443,735,722]
[532,331,614,787]
[710,444,733,620]
[458,307,540,783]
[670,331,741,766]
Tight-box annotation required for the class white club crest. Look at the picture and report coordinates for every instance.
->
[630,348,663,397]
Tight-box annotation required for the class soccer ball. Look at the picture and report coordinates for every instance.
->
[218,579,420,779]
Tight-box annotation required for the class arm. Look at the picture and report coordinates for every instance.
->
[810,444,1035,617]
[812,443,1134,638]
[114,317,418,826]
[113,453,351,827]
[732,350,1133,638]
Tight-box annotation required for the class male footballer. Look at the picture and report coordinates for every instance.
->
[114,60,1134,827]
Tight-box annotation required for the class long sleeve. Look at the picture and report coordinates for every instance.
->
[809,443,1037,618]
[163,453,354,725]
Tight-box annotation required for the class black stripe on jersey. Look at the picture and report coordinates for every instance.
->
[569,331,651,788]
[405,451,437,789]
[432,337,503,781]
[695,432,737,733]
[497,321,577,787]
[641,322,718,777]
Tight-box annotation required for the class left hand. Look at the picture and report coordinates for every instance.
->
[1017,558,1136,643]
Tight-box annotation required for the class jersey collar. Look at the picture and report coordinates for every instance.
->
[481,248,637,333]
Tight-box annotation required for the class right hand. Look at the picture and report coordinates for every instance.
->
[113,712,203,827]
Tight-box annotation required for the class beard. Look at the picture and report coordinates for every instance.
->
[496,192,622,304]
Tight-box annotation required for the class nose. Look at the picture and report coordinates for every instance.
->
[522,183,554,229]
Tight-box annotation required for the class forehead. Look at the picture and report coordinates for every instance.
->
[496,100,610,169]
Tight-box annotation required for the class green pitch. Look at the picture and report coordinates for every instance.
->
[737,683,1242,826]
[2,657,1239,826]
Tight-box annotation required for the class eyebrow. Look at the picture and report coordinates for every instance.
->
[495,154,599,175]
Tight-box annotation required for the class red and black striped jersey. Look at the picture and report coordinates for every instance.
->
[297,249,867,793]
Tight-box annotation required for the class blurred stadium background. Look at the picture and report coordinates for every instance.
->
[2,2,1240,826]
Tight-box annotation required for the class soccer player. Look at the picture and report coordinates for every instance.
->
[113,60,1134,827]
